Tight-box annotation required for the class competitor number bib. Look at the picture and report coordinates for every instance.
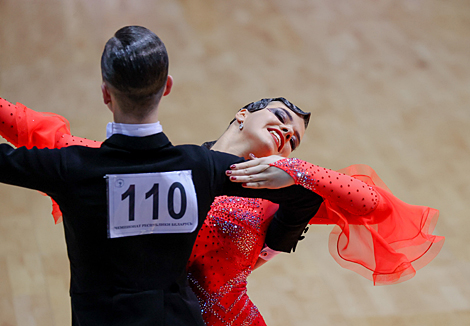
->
[106,171,198,238]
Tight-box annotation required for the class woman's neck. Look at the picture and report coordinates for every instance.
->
[211,127,250,159]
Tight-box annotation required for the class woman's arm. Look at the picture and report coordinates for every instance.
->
[229,156,379,216]
[0,97,101,223]
[0,97,100,149]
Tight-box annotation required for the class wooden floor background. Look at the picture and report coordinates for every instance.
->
[0,0,469,325]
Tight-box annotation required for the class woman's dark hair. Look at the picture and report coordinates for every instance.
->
[203,97,311,149]
[237,97,310,128]
[101,26,169,114]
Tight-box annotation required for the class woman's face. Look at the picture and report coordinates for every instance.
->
[237,101,306,158]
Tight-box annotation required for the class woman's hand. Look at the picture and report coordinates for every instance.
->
[226,154,295,189]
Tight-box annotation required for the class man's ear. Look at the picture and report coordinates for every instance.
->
[163,75,173,97]
[101,82,112,105]
[235,108,248,124]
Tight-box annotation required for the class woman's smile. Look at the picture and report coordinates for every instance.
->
[268,128,284,152]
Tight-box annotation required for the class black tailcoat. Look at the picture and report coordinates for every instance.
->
[0,132,322,325]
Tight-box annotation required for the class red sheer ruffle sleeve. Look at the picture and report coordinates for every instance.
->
[0,97,101,223]
[271,159,445,285]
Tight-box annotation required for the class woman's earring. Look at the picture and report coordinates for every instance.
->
[239,122,244,130]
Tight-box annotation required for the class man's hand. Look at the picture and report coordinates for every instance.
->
[226,155,295,189]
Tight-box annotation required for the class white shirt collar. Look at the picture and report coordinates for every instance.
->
[106,121,163,138]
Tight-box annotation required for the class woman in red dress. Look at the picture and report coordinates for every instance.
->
[0,96,444,326]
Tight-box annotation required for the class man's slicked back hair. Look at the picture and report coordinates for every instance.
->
[101,26,169,114]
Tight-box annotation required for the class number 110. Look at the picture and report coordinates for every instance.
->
[121,182,188,221]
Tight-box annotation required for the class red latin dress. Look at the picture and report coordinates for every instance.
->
[0,97,444,326]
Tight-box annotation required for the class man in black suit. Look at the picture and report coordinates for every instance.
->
[0,26,321,325]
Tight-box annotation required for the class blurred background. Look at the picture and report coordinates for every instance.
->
[0,0,468,325]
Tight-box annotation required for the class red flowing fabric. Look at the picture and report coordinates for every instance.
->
[0,98,101,223]
[311,164,444,285]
